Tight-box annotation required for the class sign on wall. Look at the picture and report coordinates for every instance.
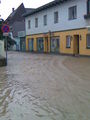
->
[18,31,25,37]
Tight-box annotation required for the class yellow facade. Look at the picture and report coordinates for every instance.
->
[26,28,90,56]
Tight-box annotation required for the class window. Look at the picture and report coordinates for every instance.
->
[43,15,47,26]
[54,11,58,23]
[87,0,90,14]
[87,34,90,48]
[35,18,38,28]
[69,6,77,20]
[66,36,71,48]
[28,20,31,29]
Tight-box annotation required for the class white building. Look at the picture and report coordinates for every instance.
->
[24,0,90,56]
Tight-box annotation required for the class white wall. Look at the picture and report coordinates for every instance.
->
[25,0,87,35]
[0,40,6,58]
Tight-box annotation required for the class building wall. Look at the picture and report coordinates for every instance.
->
[9,32,20,51]
[25,0,90,56]
[0,40,6,58]
[26,28,90,56]
[25,0,87,35]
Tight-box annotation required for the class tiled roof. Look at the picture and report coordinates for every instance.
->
[6,3,34,25]
[23,0,68,17]
[8,10,16,18]
[25,8,35,14]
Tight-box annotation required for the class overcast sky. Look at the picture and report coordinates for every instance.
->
[0,0,53,20]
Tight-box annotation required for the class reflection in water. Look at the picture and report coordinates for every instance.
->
[0,52,90,120]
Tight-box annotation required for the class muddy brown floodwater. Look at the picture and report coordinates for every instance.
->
[0,52,90,120]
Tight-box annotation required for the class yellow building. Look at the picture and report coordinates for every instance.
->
[24,0,90,56]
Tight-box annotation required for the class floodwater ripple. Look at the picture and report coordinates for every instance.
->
[0,52,90,120]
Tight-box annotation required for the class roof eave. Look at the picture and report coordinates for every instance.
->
[23,0,66,17]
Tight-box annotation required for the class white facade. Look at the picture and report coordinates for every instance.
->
[0,40,6,58]
[25,0,88,35]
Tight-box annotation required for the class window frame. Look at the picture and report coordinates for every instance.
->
[28,20,31,29]
[35,18,38,28]
[86,34,90,49]
[68,6,77,20]
[43,15,47,26]
[87,0,90,14]
[66,36,71,48]
[54,11,59,24]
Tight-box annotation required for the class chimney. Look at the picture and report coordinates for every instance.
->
[12,8,15,12]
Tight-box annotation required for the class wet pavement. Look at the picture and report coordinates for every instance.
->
[0,51,90,120]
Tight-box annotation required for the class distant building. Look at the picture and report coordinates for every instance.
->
[6,3,34,51]
[24,0,90,56]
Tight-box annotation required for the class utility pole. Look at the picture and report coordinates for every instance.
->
[2,25,10,66]
[5,36,7,65]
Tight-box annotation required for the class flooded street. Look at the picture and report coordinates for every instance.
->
[0,52,90,120]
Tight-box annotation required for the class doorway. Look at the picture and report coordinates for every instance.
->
[28,38,34,52]
[50,37,60,53]
[45,37,48,52]
[20,37,26,51]
[37,37,44,52]
[74,35,79,55]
